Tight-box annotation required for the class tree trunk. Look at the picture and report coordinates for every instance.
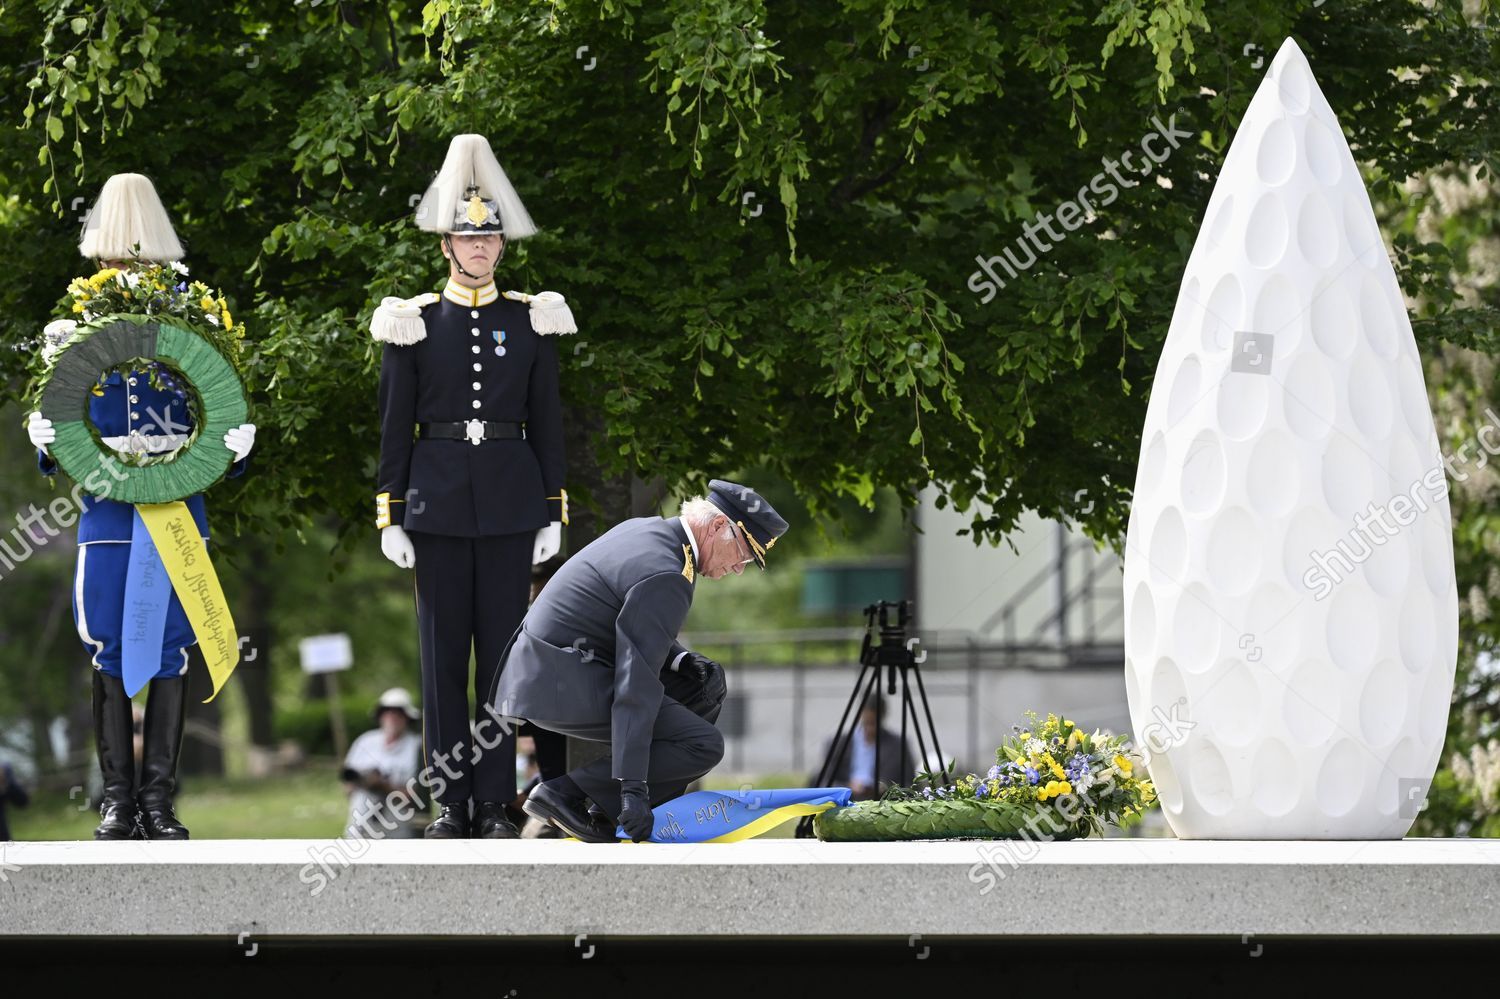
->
[180,645,223,778]
[238,545,277,774]
[561,404,638,552]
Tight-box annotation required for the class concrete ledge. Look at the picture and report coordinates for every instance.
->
[2,838,1498,938]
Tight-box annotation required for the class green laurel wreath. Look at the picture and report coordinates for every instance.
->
[812,797,1092,842]
[37,314,248,505]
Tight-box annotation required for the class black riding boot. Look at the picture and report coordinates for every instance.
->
[137,675,189,840]
[91,671,138,840]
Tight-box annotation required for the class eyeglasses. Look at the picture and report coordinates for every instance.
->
[724,524,755,567]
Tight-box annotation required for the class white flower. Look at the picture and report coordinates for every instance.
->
[121,270,140,287]
[204,313,220,326]
[1024,737,1045,756]
[169,261,190,275]
[1073,771,1096,795]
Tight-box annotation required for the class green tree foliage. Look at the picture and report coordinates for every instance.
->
[1,0,1490,545]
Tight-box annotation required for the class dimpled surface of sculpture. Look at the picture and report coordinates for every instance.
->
[1123,38,1458,839]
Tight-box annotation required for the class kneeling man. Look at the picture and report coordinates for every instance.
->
[491,479,787,841]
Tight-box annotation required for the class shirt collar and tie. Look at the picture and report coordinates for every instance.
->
[442,277,499,308]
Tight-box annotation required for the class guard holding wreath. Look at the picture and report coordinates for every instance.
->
[25,173,256,840]
[372,134,573,839]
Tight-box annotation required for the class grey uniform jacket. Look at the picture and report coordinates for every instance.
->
[491,516,698,779]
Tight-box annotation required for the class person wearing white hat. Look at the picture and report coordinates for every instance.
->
[341,687,424,839]
[371,134,574,839]
[24,172,257,841]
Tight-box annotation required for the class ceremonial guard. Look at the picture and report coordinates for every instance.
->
[373,134,573,839]
[494,479,787,842]
[25,173,257,839]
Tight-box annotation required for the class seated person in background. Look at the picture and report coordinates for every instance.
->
[812,694,916,800]
[341,688,424,839]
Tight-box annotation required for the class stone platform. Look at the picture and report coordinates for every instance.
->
[1,837,1497,938]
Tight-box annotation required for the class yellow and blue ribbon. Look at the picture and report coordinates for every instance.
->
[122,501,240,701]
[616,787,854,843]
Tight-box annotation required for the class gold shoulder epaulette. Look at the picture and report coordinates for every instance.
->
[681,543,694,583]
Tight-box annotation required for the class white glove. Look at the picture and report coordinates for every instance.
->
[27,412,56,454]
[381,525,416,569]
[41,319,78,363]
[533,521,562,564]
[224,423,256,462]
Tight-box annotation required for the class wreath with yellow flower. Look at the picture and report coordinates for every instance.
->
[35,264,249,504]
[813,712,1158,841]
[58,263,245,372]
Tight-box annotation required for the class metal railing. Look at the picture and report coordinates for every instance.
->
[684,626,1126,776]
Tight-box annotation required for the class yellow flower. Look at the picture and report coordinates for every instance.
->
[1058,781,1072,795]
[1042,753,1065,779]
[1114,754,1134,775]
[71,302,85,313]
[222,309,234,330]
[1067,730,1083,750]
[154,281,165,290]
[200,295,216,311]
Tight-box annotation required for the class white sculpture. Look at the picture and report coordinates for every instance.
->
[1123,37,1458,838]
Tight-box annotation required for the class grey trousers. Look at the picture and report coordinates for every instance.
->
[529,696,725,820]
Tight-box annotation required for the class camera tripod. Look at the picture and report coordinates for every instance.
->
[795,600,952,838]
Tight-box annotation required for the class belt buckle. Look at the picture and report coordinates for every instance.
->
[465,418,484,446]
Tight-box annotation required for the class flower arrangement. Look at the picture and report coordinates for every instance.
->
[36,261,251,481]
[52,262,246,377]
[814,711,1157,842]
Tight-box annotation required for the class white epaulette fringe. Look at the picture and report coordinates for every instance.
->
[503,289,577,335]
[370,293,440,345]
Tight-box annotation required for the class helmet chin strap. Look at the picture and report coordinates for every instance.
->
[443,232,504,281]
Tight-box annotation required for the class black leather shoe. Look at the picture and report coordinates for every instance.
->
[474,801,521,839]
[425,802,471,839]
[137,675,190,840]
[524,782,618,843]
[91,672,138,840]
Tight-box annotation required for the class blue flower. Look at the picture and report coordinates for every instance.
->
[922,787,934,800]
[1023,766,1040,785]
[976,782,989,799]
[987,764,1004,779]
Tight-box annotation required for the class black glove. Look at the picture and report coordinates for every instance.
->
[679,652,711,684]
[618,779,654,842]
[695,655,727,708]
[663,652,727,717]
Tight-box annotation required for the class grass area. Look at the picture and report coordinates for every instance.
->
[9,767,350,841]
[8,767,815,841]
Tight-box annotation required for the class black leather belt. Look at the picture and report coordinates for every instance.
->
[418,420,525,443]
